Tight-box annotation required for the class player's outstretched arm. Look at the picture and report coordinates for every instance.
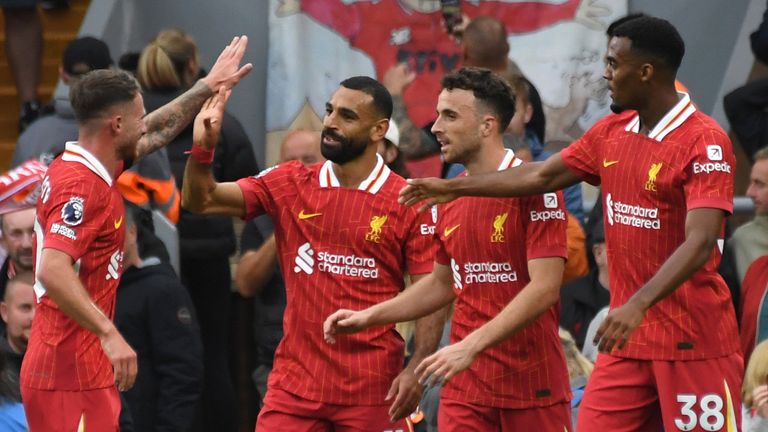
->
[414,256,564,385]
[594,208,726,353]
[135,35,253,162]
[182,88,247,217]
[37,248,137,391]
[399,153,580,212]
[323,262,455,344]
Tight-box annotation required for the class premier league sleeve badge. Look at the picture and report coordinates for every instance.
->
[61,196,85,226]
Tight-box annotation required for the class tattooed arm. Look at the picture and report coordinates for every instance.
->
[382,64,439,160]
[134,35,253,162]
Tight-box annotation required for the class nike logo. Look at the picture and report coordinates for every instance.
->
[603,159,619,167]
[298,210,322,220]
[443,224,460,237]
[114,216,123,229]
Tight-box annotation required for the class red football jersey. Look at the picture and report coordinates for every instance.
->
[435,150,570,409]
[236,155,435,405]
[561,93,739,360]
[299,0,579,126]
[22,142,126,391]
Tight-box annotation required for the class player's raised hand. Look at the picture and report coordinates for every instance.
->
[193,87,231,151]
[594,300,644,353]
[414,340,477,387]
[201,36,253,92]
[323,309,370,344]
[386,368,422,422]
[100,326,138,392]
[399,177,457,213]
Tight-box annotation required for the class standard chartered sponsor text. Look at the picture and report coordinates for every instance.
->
[317,251,379,278]
[611,200,661,230]
[463,262,517,284]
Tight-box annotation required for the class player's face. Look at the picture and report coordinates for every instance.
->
[604,36,644,113]
[321,87,378,164]
[432,88,483,165]
[1,282,35,350]
[1,208,35,271]
[117,93,147,161]
[747,159,768,215]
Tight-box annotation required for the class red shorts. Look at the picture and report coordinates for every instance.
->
[438,398,571,431]
[21,385,121,432]
[577,353,743,432]
[256,386,412,432]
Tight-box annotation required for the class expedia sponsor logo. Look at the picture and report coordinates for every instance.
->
[461,261,517,284]
[293,242,379,279]
[50,223,76,240]
[693,161,731,174]
[606,193,661,230]
[530,209,566,222]
[420,224,435,235]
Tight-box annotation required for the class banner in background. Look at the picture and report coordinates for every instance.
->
[267,0,627,165]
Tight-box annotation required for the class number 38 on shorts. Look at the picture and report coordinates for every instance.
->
[675,394,731,431]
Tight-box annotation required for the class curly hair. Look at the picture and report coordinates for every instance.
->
[441,67,516,132]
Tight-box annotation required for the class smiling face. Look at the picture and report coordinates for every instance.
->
[321,87,381,164]
[431,88,484,165]
[114,93,147,161]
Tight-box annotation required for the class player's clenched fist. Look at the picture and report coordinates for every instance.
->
[323,309,371,344]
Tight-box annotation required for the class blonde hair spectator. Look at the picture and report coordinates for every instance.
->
[137,29,199,91]
[560,327,593,379]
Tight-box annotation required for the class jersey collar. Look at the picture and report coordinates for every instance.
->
[318,154,391,194]
[61,142,113,186]
[624,92,696,142]
[498,149,524,171]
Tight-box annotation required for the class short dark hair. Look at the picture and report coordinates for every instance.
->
[441,67,516,132]
[612,16,685,72]
[339,76,393,120]
[70,69,140,123]
[606,13,647,38]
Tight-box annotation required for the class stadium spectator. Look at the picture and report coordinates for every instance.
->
[0,272,34,390]
[742,339,768,431]
[560,221,609,349]
[183,76,440,430]
[235,129,322,407]
[739,255,768,362]
[0,209,34,304]
[379,120,410,177]
[1,0,42,131]
[728,147,768,283]
[559,327,592,427]
[12,36,182,224]
[325,67,572,431]
[137,29,258,432]
[20,36,251,431]
[115,202,203,431]
[0,349,24,431]
[400,16,743,430]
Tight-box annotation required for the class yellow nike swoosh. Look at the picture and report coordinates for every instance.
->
[603,159,619,168]
[443,224,460,237]
[298,210,322,220]
[114,216,123,229]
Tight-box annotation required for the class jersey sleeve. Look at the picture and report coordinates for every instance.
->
[404,207,436,276]
[40,178,110,261]
[522,192,568,260]
[560,120,604,186]
[235,163,294,221]
[683,128,735,213]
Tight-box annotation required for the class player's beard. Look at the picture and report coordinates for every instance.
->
[321,129,368,164]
